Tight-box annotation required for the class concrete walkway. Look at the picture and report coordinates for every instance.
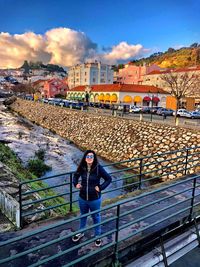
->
[170,247,200,267]
[0,175,200,267]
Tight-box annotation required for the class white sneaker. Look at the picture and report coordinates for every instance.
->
[72,233,84,242]
[95,238,102,247]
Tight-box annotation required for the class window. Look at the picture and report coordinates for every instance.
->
[85,72,87,75]
[93,78,96,82]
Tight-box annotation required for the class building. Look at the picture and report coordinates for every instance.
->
[67,84,169,107]
[143,66,200,110]
[43,78,68,98]
[68,62,113,89]
[114,63,161,84]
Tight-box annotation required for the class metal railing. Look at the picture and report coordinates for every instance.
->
[1,174,200,267]
[18,146,200,228]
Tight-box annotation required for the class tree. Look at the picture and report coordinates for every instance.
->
[12,83,38,96]
[21,60,30,74]
[167,48,176,53]
[161,71,200,120]
[190,43,198,48]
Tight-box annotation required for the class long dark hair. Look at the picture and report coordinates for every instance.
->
[77,150,98,173]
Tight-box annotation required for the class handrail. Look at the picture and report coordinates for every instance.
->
[18,146,200,228]
[1,174,200,266]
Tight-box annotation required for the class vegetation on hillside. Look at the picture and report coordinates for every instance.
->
[21,60,66,73]
[0,143,73,216]
[27,149,52,177]
[131,43,200,68]
[111,43,200,71]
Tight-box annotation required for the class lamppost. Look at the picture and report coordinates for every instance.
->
[150,94,154,122]
[85,85,91,111]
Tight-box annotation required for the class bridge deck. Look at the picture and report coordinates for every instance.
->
[0,175,200,267]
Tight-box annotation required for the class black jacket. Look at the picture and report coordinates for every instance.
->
[73,164,112,201]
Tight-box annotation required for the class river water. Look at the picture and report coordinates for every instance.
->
[0,100,128,201]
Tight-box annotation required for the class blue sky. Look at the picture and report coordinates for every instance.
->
[0,0,199,67]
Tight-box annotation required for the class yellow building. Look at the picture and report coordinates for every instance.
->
[67,84,169,107]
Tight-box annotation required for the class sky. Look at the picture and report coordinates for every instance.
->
[0,0,199,68]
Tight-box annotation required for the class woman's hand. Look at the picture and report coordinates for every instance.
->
[95,186,100,192]
[76,183,82,189]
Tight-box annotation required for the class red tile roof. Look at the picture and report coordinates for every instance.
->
[69,84,168,94]
[32,79,46,85]
[147,66,200,75]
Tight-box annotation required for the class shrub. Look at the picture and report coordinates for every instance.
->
[27,158,51,177]
[35,149,45,161]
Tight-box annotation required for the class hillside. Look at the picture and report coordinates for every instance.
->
[131,44,200,68]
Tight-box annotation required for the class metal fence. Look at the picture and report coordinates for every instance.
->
[18,146,200,228]
[1,174,200,266]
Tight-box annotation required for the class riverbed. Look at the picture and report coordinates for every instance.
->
[0,99,128,200]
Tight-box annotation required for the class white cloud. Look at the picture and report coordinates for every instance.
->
[102,42,149,64]
[0,28,148,68]
[0,31,50,68]
[44,28,97,66]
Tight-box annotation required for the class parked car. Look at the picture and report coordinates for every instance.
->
[69,101,87,110]
[101,103,111,109]
[59,100,71,107]
[157,108,174,116]
[25,95,34,101]
[150,107,162,114]
[173,109,187,117]
[129,106,142,113]
[40,98,49,103]
[141,107,151,113]
[184,111,200,119]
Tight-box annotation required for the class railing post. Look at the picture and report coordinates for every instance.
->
[19,183,23,229]
[189,177,197,221]
[139,158,143,190]
[184,148,189,175]
[113,204,120,266]
[69,173,73,212]
[160,235,169,267]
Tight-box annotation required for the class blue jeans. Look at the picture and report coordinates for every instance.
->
[79,196,101,236]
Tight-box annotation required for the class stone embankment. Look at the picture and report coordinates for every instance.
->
[10,99,200,181]
[0,161,45,228]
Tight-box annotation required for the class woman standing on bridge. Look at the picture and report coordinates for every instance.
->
[72,150,112,247]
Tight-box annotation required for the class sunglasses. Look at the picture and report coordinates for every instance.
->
[86,155,94,159]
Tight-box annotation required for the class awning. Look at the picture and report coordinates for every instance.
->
[152,96,160,102]
[123,95,132,103]
[104,94,110,101]
[133,96,142,103]
[98,94,104,101]
[110,94,117,102]
[143,96,151,102]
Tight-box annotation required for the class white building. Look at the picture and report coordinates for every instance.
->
[68,62,113,89]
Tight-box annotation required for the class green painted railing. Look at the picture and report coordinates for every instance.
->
[18,146,200,228]
[1,174,200,266]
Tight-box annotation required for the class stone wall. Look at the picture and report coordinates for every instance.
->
[10,99,200,181]
[0,188,20,228]
[0,161,46,228]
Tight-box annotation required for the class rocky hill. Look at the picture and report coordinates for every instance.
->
[132,44,200,68]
